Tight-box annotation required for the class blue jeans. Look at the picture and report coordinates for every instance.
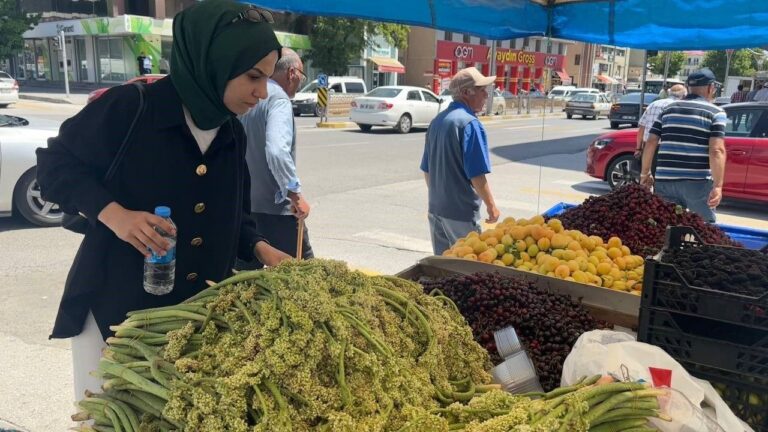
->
[655,179,716,223]
[428,213,481,255]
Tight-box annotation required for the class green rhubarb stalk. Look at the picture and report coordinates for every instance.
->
[585,389,666,424]
[98,360,170,400]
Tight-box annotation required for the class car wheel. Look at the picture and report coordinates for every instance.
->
[610,122,619,129]
[395,114,412,134]
[357,124,372,132]
[606,155,638,190]
[566,113,573,119]
[313,103,321,117]
[13,167,63,227]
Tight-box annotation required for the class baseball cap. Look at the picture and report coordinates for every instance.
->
[687,68,716,87]
[449,67,496,92]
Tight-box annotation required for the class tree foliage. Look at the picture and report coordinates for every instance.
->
[647,51,686,78]
[701,49,759,82]
[0,0,39,59]
[305,17,409,76]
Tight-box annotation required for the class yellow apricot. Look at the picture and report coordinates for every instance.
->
[555,264,571,278]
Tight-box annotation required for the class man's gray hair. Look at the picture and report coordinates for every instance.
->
[274,48,302,74]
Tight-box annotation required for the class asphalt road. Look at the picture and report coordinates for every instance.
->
[1,101,766,431]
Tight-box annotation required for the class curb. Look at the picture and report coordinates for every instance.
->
[20,94,75,105]
[316,121,356,129]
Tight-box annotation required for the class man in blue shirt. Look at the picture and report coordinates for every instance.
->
[239,48,313,267]
[421,67,500,255]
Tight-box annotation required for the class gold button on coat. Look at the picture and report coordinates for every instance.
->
[191,237,203,247]
[195,164,207,176]
[194,203,206,213]
[186,273,198,281]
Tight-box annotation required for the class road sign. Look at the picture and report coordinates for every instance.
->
[317,87,329,108]
[317,73,328,88]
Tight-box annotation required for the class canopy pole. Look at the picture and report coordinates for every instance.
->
[486,43,497,116]
[639,50,648,121]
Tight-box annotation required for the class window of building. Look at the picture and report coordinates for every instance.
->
[511,39,517,49]
[35,39,51,80]
[496,40,502,48]
[547,42,553,54]
[523,38,529,49]
[463,33,471,43]
[558,43,565,55]
[97,37,127,82]
[444,31,453,41]
[480,38,486,46]
[575,54,581,66]
[535,39,541,52]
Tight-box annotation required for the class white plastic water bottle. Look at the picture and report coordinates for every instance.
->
[143,206,177,295]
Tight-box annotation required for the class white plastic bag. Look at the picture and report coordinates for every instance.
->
[561,330,753,432]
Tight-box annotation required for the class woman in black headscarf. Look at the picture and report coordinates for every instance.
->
[36,0,289,399]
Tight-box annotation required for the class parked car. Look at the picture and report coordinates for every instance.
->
[608,93,658,129]
[586,102,768,204]
[714,96,731,106]
[350,86,447,133]
[87,74,166,104]
[292,76,367,116]
[439,88,506,115]
[0,114,62,226]
[562,87,600,101]
[547,85,576,100]
[0,71,20,108]
[564,93,612,120]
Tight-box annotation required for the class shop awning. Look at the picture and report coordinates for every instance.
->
[555,70,571,84]
[371,57,406,73]
[595,75,618,84]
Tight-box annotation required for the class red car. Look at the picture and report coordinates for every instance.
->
[87,74,166,104]
[586,102,768,203]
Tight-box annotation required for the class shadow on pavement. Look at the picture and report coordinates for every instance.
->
[0,216,49,233]
[491,133,602,169]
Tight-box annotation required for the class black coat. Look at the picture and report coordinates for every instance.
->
[37,77,264,340]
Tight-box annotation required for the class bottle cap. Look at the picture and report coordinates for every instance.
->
[154,206,171,217]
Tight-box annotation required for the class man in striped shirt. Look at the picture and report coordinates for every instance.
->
[640,68,727,223]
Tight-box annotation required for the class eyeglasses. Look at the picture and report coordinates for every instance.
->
[230,6,274,25]
[293,67,307,84]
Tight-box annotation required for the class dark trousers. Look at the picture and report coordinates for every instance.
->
[236,213,314,270]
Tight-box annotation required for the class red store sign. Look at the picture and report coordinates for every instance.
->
[436,40,565,70]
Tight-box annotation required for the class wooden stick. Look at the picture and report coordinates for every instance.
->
[296,218,305,260]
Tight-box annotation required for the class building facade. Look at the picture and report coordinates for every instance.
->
[402,29,572,95]
[681,50,705,79]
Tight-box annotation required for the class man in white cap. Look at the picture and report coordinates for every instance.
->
[420,67,500,255]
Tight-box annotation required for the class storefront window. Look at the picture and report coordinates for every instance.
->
[161,38,173,74]
[97,37,127,82]
[75,38,90,82]
[17,40,36,80]
[35,39,51,80]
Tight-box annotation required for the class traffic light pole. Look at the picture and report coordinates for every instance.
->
[60,31,70,100]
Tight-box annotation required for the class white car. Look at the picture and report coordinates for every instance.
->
[439,88,506,115]
[0,72,20,107]
[0,113,62,226]
[350,86,448,133]
[564,93,612,120]
[292,76,367,117]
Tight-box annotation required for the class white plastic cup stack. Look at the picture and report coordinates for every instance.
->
[494,326,522,359]
[491,351,544,394]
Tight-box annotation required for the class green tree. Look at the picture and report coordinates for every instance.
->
[305,17,408,76]
[0,0,39,59]
[647,51,686,78]
[701,49,758,82]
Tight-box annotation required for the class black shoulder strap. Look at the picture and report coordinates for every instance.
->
[103,82,146,181]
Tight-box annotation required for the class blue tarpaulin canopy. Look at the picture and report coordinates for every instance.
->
[248,0,768,50]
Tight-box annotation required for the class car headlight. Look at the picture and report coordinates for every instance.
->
[592,138,613,149]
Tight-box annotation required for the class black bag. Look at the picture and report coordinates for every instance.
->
[61,82,146,234]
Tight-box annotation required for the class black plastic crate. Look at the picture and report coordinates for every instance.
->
[641,226,768,330]
[680,360,768,432]
[638,307,768,380]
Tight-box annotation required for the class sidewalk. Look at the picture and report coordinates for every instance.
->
[316,110,566,129]
[18,85,91,105]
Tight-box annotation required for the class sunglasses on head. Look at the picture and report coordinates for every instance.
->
[230,6,274,25]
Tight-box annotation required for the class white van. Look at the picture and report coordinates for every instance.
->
[547,85,576,100]
[292,76,368,116]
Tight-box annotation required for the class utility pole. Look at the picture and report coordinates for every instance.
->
[638,50,648,122]
[59,31,70,99]
[485,42,497,116]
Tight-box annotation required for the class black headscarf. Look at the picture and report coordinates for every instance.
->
[170,0,282,129]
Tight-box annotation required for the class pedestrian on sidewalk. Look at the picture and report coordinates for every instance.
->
[730,84,749,103]
[36,0,290,400]
[633,84,687,176]
[640,68,727,223]
[137,51,149,75]
[237,47,313,269]
[421,67,500,256]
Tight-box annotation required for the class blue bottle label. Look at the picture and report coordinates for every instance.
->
[147,247,175,264]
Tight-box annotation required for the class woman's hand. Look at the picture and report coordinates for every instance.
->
[98,202,176,257]
[254,241,292,267]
